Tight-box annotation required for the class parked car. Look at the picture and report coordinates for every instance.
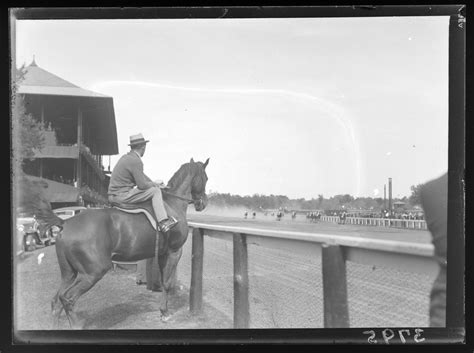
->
[51,206,87,238]
[16,215,55,253]
[53,206,87,220]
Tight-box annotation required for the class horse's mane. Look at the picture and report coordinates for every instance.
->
[167,163,192,190]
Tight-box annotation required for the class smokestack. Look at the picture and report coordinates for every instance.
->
[388,178,393,214]
[384,184,387,209]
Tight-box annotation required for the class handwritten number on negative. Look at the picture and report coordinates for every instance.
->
[414,328,425,343]
[363,328,424,344]
[363,330,377,344]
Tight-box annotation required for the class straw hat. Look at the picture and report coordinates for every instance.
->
[128,133,150,146]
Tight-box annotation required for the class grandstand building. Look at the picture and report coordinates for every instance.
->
[18,58,119,208]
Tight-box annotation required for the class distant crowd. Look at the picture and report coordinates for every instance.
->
[51,174,76,186]
[333,210,424,220]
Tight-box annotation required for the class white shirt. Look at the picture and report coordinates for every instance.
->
[133,150,142,160]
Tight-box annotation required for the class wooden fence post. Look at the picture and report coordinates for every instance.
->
[190,228,204,314]
[233,233,249,328]
[322,244,350,328]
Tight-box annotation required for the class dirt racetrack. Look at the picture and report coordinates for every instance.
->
[14,213,436,330]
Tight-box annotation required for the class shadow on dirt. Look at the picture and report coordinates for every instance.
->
[80,289,191,329]
[81,296,156,329]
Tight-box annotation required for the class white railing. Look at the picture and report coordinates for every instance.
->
[321,216,427,230]
[187,221,437,328]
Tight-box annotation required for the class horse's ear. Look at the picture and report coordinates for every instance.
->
[203,158,209,169]
[190,158,194,164]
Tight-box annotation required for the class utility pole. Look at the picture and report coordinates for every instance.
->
[388,178,393,215]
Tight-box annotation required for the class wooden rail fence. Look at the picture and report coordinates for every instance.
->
[321,215,428,230]
[187,222,437,328]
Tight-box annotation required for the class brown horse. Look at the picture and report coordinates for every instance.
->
[47,158,209,329]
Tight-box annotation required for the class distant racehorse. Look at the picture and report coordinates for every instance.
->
[291,211,296,220]
[339,212,347,225]
[43,158,209,329]
[276,211,283,221]
[244,212,248,219]
[308,212,320,223]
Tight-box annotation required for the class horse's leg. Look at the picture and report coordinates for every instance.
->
[51,275,76,328]
[59,268,108,329]
[167,247,183,295]
[51,291,63,328]
[159,248,183,320]
[52,243,77,328]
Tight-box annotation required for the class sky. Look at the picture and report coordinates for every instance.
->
[15,16,449,199]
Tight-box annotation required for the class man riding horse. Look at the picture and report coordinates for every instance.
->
[108,133,178,234]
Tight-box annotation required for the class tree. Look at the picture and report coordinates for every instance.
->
[11,66,45,178]
[317,194,324,207]
[341,194,354,204]
[409,184,423,206]
[12,66,48,220]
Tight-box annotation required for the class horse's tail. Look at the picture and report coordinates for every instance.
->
[36,211,65,238]
[16,174,64,236]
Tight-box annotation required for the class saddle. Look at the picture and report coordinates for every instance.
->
[111,200,157,230]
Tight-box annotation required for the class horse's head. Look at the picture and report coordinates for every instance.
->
[190,157,209,212]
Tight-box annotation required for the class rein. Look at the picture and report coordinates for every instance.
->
[161,188,200,205]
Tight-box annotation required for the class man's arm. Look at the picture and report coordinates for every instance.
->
[130,159,155,190]
[144,173,152,182]
[144,172,165,187]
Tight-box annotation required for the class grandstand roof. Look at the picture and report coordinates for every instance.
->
[17,59,118,155]
[18,58,109,98]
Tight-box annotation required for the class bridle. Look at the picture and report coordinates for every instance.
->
[161,188,204,208]
[161,162,207,208]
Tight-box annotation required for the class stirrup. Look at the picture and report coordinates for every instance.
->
[158,216,178,233]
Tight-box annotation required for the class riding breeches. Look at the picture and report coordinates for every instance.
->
[110,186,168,222]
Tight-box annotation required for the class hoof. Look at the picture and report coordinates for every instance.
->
[72,321,85,330]
[150,285,163,292]
[160,313,171,322]
[69,318,86,330]
[169,285,183,295]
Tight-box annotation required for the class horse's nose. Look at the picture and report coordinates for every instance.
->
[195,197,207,211]
[194,200,201,211]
